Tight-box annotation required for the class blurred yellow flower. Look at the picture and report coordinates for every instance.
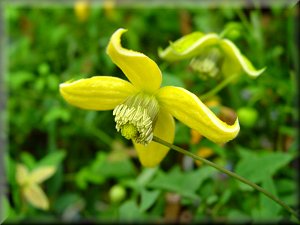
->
[16,163,56,210]
[74,0,90,22]
[159,31,265,79]
[60,28,240,167]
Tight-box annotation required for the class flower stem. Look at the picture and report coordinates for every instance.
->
[200,73,240,101]
[152,136,299,221]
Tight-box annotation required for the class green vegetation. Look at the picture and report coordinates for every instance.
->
[2,2,298,223]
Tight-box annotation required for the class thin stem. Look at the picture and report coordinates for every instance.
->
[200,73,239,101]
[152,136,299,221]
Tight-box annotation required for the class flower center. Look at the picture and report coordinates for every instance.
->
[189,47,223,79]
[113,93,159,145]
[120,123,138,140]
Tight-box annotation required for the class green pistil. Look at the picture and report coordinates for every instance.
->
[121,123,138,140]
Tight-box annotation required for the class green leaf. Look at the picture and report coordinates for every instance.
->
[258,177,281,219]
[235,147,294,190]
[1,196,8,223]
[1,196,22,222]
[148,166,216,200]
[20,152,36,170]
[75,167,105,189]
[206,194,218,205]
[53,193,82,213]
[219,189,232,205]
[276,179,297,205]
[174,123,191,145]
[136,167,158,188]
[91,152,136,178]
[4,154,16,185]
[119,200,145,221]
[43,107,71,124]
[75,152,136,189]
[276,179,297,195]
[35,150,66,169]
[8,71,33,90]
[227,209,251,221]
[96,157,136,179]
[139,189,161,212]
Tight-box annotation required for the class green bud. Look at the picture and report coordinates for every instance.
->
[237,107,258,128]
[109,185,126,203]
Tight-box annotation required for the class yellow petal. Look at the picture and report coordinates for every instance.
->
[16,164,29,185]
[156,86,240,144]
[23,184,49,210]
[60,76,138,110]
[28,166,56,184]
[159,33,220,61]
[133,109,175,167]
[220,39,266,77]
[106,28,162,93]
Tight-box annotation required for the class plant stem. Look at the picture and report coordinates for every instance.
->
[152,136,299,221]
[200,74,240,101]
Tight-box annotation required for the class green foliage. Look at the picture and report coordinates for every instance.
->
[148,166,217,200]
[119,200,146,221]
[75,151,136,189]
[235,147,295,188]
[3,2,298,224]
[139,189,161,212]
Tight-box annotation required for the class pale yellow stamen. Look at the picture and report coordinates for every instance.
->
[190,48,222,79]
[113,93,159,145]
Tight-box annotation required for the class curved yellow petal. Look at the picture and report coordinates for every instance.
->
[106,28,162,93]
[220,39,266,77]
[16,164,29,185]
[159,32,220,61]
[29,166,56,184]
[23,184,49,210]
[133,109,175,167]
[156,86,239,144]
[60,76,138,110]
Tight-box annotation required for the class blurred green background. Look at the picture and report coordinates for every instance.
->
[3,1,299,223]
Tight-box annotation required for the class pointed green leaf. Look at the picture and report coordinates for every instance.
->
[148,166,216,199]
[35,150,66,169]
[119,200,145,221]
[235,147,294,190]
[139,189,161,212]
[259,177,281,219]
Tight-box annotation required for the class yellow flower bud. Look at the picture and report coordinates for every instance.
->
[74,0,90,22]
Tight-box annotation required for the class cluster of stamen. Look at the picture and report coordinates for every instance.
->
[189,47,222,79]
[113,93,159,145]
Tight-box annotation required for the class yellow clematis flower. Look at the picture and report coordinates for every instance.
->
[16,163,56,210]
[159,31,265,79]
[60,28,240,167]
